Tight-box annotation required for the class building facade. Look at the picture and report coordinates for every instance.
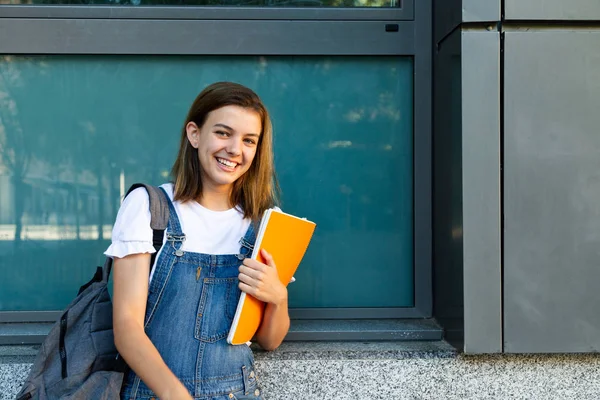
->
[2,0,600,398]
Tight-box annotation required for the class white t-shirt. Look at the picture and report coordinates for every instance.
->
[104,183,252,265]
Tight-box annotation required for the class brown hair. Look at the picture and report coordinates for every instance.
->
[170,81,280,221]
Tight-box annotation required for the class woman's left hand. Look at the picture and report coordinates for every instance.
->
[238,249,287,306]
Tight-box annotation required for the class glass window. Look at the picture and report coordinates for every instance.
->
[0,0,400,7]
[0,55,413,311]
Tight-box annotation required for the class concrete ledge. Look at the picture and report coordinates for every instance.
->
[253,340,456,360]
[3,342,600,399]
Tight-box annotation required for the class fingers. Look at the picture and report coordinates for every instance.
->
[239,264,263,281]
[239,275,284,303]
[242,249,276,270]
[238,267,263,286]
[242,258,267,272]
[238,250,280,302]
[260,249,276,267]
[239,281,259,297]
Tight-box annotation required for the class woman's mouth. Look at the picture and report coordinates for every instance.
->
[216,157,238,171]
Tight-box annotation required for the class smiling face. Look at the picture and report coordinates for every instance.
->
[186,105,262,192]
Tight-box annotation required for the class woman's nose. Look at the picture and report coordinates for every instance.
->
[227,139,242,155]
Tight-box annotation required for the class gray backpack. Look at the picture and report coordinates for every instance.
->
[16,184,169,400]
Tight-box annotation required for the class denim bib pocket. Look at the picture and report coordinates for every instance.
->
[195,277,240,343]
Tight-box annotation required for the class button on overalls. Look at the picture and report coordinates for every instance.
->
[121,189,264,400]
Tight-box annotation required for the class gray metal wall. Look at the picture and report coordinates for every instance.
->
[460,30,502,354]
[433,27,502,354]
[503,29,600,353]
[505,0,600,20]
[434,0,600,354]
[503,2,600,353]
[434,0,500,44]
[433,29,464,349]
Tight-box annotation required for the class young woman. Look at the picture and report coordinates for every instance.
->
[105,82,289,400]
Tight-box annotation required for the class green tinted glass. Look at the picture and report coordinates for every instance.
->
[0,0,399,7]
[0,55,413,311]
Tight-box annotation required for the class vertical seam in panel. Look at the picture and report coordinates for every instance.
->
[499,0,506,354]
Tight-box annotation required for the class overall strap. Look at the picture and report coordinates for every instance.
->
[159,186,186,256]
[102,183,170,282]
[238,220,257,259]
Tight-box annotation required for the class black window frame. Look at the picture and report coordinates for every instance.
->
[0,0,432,342]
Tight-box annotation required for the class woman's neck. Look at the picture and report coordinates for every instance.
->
[197,184,233,211]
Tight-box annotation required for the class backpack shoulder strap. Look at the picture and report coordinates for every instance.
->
[126,183,169,245]
[125,183,170,273]
[103,183,170,281]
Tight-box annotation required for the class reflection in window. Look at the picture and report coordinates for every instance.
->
[0,0,400,6]
[0,55,413,311]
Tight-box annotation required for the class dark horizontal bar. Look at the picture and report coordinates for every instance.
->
[286,318,443,341]
[0,334,49,346]
[0,19,415,55]
[290,307,423,319]
[0,319,442,345]
[0,323,54,345]
[0,4,413,21]
[0,311,61,323]
[0,308,423,322]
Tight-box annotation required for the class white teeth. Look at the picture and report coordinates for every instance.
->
[217,158,237,168]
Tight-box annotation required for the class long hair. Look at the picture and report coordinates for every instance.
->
[170,82,280,221]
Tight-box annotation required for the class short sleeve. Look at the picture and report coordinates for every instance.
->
[104,187,156,259]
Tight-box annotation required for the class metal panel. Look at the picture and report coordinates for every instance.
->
[0,19,414,55]
[413,0,433,317]
[0,320,443,344]
[0,4,414,21]
[462,0,500,23]
[505,0,600,20]
[460,30,502,354]
[433,27,502,353]
[290,308,424,319]
[434,0,462,44]
[433,28,464,348]
[286,319,443,341]
[0,311,61,323]
[434,0,500,44]
[504,30,600,352]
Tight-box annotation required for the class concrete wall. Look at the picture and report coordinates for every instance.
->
[3,343,600,400]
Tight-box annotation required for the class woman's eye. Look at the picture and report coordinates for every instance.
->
[215,130,229,137]
[244,139,256,145]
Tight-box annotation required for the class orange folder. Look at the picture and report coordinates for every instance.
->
[227,209,316,345]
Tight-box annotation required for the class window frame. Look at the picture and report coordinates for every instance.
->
[0,3,413,20]
[0,0,432,341]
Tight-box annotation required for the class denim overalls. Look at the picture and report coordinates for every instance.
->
[121,190,263,400]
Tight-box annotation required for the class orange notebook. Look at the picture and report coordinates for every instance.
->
[227,209,316,345]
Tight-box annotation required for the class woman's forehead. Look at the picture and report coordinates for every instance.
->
[205,105,262,134]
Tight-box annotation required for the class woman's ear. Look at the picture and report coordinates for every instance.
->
[186,122,199,149]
